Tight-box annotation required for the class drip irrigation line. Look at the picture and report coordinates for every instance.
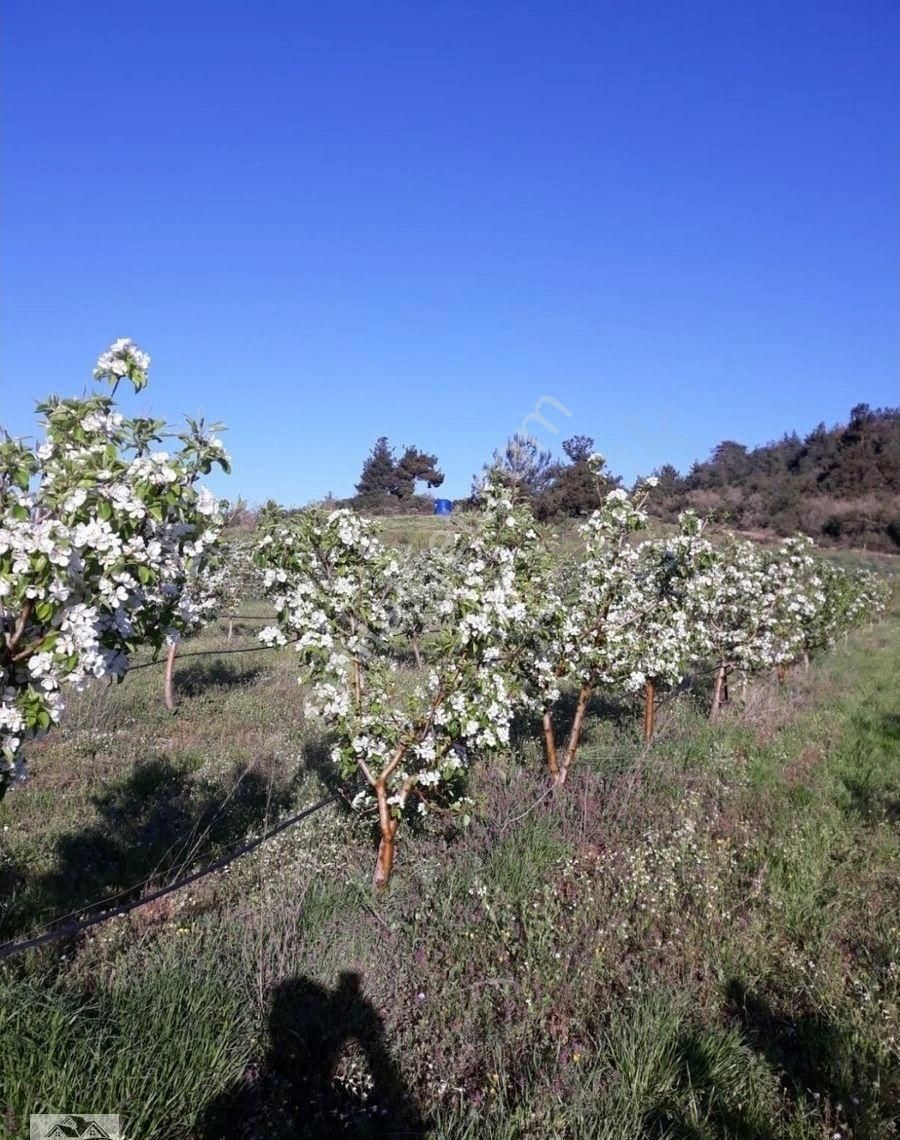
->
[0,789,342,962]
[127,637,300,672]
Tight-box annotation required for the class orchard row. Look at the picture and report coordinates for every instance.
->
[0,343,888,891]
[254,467,888,888]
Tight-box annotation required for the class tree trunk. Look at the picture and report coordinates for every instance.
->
[776,663,787,685]
[410,635,423,669]
[542,710,558,777]
[227,616,234,642]
[164,642,178,712]
[373,829,397,893]
[643,678,656,744]
[710,664,727,721]
[802,651,810,671]
[555,683,592,787]
[372,781,398,893]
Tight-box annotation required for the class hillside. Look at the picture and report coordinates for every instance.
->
[649,404,900,551]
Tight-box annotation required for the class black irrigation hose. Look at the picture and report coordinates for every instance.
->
[0,790,341,961]
[127,637,300,672]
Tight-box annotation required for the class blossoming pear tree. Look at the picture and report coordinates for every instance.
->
[159,530,231,712]
[609,512,715,741]
[801,560,888,661]
[0,339,229,795]
[683,535,887,717]
[216,536,265,641]
[684,537,774,718]
[533,457,656,784]
[256,480,542,890]
[157,525,269,712]
[760,536,826,683]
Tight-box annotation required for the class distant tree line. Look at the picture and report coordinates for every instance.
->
[474,407,899,550]
[233,405,900,550]
[648,404,900,551]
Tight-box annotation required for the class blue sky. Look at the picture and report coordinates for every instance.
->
[2,0,897,505]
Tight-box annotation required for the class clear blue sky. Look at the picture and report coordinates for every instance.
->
[2,0,897,505]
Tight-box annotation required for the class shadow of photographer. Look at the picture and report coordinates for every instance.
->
[198,971,427,1139]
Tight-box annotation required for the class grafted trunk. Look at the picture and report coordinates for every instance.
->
[643,678,656,744]
[555,683,592,786]
[372,781,399,893]
[164,642,178,712]
[542,710,558,777]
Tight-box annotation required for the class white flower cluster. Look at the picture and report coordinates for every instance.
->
[93,338,152,390]
[683,533,883,674]
[0,340,229,789]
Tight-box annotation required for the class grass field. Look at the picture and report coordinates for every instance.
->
[1,561,898,1139]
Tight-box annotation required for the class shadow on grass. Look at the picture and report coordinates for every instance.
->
[174,658,266,698]
[877,711,900,741]
[198,972,427,1139]
[840,773,900,823]
[301,736,346,799]
[724,978,896,1132]
[0,756,302,942]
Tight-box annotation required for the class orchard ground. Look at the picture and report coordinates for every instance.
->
[0,536,898,1140]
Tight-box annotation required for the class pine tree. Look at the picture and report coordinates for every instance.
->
[355,437,398,501]
[355,438,445,508]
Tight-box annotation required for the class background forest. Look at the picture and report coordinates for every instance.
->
[259,405,900,553]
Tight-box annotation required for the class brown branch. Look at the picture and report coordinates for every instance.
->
[710,663,727,721]
[11,631,56,664]
[2,599,34,665]
[372,778,399,893]
[377,740,409,787]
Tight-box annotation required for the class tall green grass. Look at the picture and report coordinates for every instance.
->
[0,587,897,1138]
